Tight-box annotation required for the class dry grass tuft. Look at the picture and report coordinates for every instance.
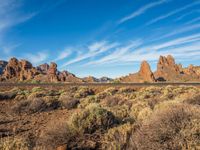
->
[130,103,200,150]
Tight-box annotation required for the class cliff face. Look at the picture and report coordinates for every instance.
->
[0,55,200,83]
[120,61,155,83]
[154,55,200,82]
[0,58,82,83]
[0,61,8,75]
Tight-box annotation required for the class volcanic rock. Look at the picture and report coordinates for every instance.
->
[2,58,39,81]
[154,55,200,82]
[37,63,49,74]
[139,61,156,82]
[48,62,58,82]
[0,61,8,75]
[83,76,99,83]
[120,61,155,83]
[58,71,83,82]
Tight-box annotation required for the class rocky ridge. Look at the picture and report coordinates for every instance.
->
[0,55,200,83]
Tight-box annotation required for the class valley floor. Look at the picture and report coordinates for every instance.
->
[0,85,200,150]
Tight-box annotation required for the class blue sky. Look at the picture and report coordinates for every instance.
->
[0,0,200,78]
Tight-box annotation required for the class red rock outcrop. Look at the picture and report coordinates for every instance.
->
[0,61,8,74]
[154,55,200,82]
[48,62,58,82]
[2,58,39,81]
[58,71,83,82]
[139,61,155,82]
[37,63,49,74]
[120,61,155,83]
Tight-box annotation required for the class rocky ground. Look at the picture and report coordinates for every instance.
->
[0,85,200,150]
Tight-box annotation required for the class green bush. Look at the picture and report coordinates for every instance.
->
[69,103,117,134]
[74,87,95,98]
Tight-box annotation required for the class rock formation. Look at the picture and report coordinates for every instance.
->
[120,61,155,83]
[48,62,58,82]
[83,76,99,83]
[0,55,200,83]
[2,58,39,81]
[139,61,156,82]
[58,71,83,82]
[0,61,8,75]
[154,55,200,82]
[37,63,49,74]
[0,58,82,83]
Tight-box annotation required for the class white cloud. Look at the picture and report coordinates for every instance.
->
[151,33,200,50]
[184,17,200,25]
[0,0,37,33]
[55,48,71,61]
[118,0,168,24]
[61,41,119,68]
[85,40,143,65]
[146,1,200,25]
[1,43,21,54]
[158,23,200,39]
[24,52,48,65]
[83,34,200,66]
[175,10,199,21]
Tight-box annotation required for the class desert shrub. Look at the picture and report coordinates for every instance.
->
[43,96,60,110]
[0,90,17,100]
[118,87,135,93]
[130,104,200,150]
[78,96,99,109]
[137,107,153,121]
[108,105,133,123]
[0,137,29,150]
[69,103,117,134]
[27,92,46,100]
[59,95,79,110]
[130,101,150,121]
[153,100,180,112]
[12,98,47,114]
[74,87,94,98]
[39,120,76,150]
[102,96,122,107]
[102,123,134,150]
[14,95,27,101]
[183,94,200,106]
[31,87,44,93]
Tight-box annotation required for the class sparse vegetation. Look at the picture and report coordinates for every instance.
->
[1,85,200,149]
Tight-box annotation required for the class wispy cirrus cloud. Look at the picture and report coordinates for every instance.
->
[146,1,200,25]
[60,41,119,68]
[55,48,71,62]
[83,33,200,66]
[85,40,143,66]
[175,10,200,21]
[24,52,48,65]
[0,0,37,33]
[1,43,21,55]
[118,0,168,24]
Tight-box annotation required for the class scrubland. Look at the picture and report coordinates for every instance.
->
[0,85,200,150]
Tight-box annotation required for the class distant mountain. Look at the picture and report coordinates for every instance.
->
[99,77,113,83]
